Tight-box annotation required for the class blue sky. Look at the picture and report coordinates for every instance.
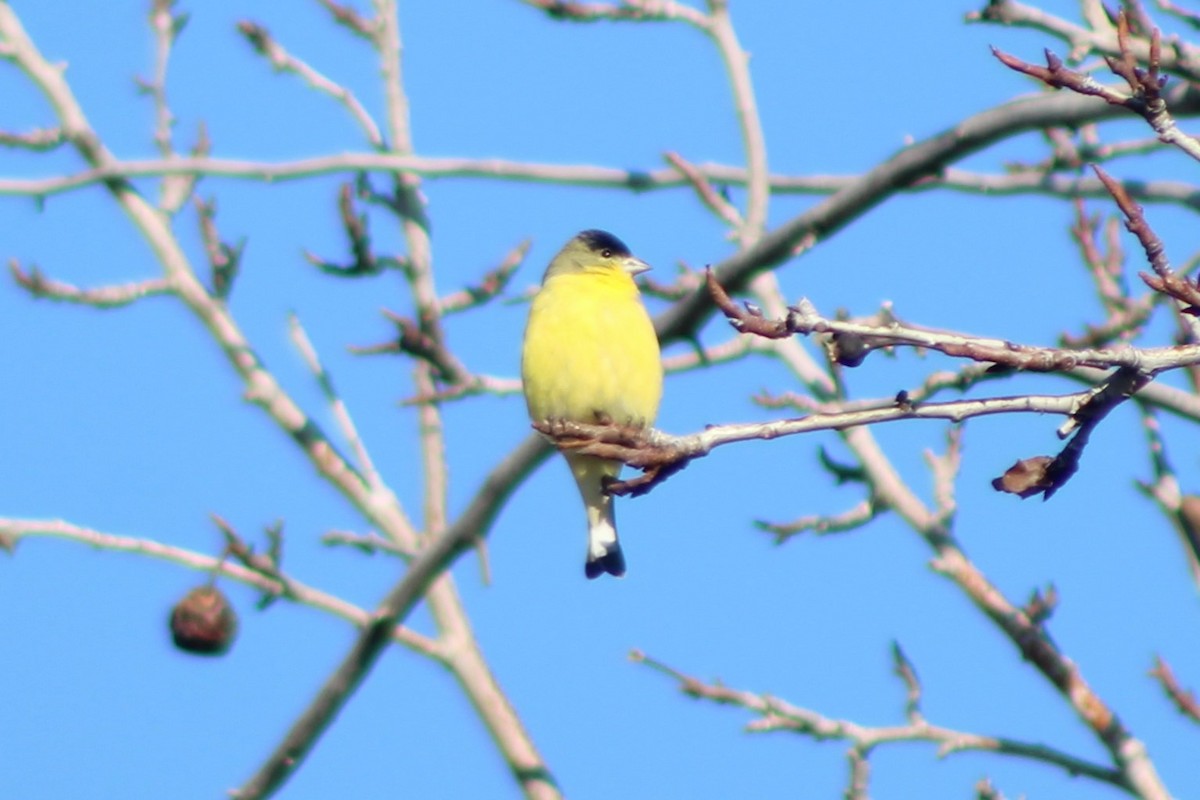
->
[3,1,1199,798]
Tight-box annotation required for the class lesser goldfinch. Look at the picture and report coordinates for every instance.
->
[521,230,663,578]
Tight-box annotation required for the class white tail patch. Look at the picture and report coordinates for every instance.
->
[568,453,627,578]
[587,505,619,562]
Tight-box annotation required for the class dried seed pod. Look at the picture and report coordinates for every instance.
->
[992,455,1055,499]
[169,586,237,656]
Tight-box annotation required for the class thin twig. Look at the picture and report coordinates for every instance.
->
[238,20,384,147]
[1135,410,1200,585]
[891,641,924,724]
[664,150,743,228]
[193,196,244,299]
[708,269,1198,373]
[0,126,63,150]
[10,259,173,307]
[630,649,1125,787]
[289,313,384,491]
[703,0,768,244]
[992,12,1200,162]
[519,0,709,27]
[438,239,529,314]
[321,529,411,557]
[314,0,376,38]
[654,83,1200,343]
[537,387,1099,498]
[1149,655,1200,723]
[0,517,439,657]
[141,0,183,157]
[755,498,881,543]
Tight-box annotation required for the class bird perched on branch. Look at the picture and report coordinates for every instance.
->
[521,229,663,578]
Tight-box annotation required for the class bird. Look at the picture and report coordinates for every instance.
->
[521,229,663,579]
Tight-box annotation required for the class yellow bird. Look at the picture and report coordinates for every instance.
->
[521,230,663,578]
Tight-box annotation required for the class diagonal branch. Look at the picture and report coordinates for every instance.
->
[231,433,552,799]
[653,81,1200,343]
[1150,655,1200,723]
[238,19,384,147]
[231,3,559,797]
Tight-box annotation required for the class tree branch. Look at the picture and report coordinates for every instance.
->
[631,649,1126,790]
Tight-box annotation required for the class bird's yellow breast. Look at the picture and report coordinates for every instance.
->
[521,269,662,428]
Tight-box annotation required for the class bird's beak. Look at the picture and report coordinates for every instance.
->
[622,256,652,276]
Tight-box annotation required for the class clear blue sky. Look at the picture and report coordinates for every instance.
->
[2,1,1198,798]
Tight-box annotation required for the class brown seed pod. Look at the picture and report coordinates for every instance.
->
[169,585,238,656]
[992,455,1056,499]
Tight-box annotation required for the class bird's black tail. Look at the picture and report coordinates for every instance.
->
[585,544,626,579]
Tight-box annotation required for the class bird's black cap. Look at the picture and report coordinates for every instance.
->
[577,229,632,257]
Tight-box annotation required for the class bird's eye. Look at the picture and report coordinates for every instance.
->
[600,248,613,258]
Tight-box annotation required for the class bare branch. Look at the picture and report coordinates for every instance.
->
[400,374,522,406]
[536,385,1104,498]
[1150,655,1200,723]
[238,19,384,147]
[519,0,709,27]
[924,424,963,528]
[992,11,1200,161]
[630,649,1125,787]
[930,167,1200,213]
[1090,165,1200,324]
[235,7,559,796]
[139,0,186,157]
[438,239,529,314]
[970,0,1200,81]
[10,259,173,307]
[0,126,63,150]
[289,313,384,491]
[314,0,377,38]
[1022,584,1059,625]
[0,517,439,658]
[709,269,1200,374]
[926,545,1166,796]
[891,641,924,724]
[664,151,743,228]
[231,433,554,799]
[4,136,1200,207]
[321,529,411,557]
[655,82,1200,344]
[353,309,473,385]
[194,196,244,300]
[703,0,768,244]
[1135,410,1200,585]
[756,498,881,543]
[304,182,407,277]
[1157,0,1200,29]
